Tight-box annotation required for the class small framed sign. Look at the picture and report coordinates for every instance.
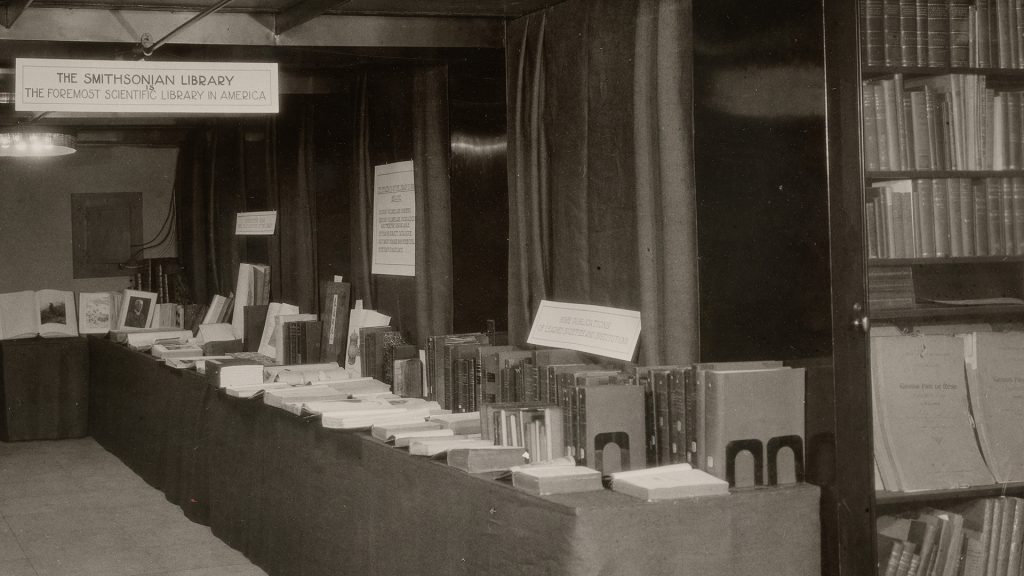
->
[235,211,277,236]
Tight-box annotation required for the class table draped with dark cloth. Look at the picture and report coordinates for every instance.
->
[0,337,89,442]
[87,337,821,576]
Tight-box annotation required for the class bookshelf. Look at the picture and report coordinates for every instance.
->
[823,0,1024,574]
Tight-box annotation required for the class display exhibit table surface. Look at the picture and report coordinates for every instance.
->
[88,337,821,576]
[0,336,89,442]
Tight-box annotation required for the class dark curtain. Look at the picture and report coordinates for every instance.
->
[507,0,698,365]
[176,100,322,314]
[347,66,454,347]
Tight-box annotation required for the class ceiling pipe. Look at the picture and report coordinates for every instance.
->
[138,0,235,58]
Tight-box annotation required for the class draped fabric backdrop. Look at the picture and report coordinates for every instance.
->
[175,102,320,314]
[507,0,698,365]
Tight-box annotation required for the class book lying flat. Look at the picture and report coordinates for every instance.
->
[511,464,603,496]
[446,446,529,473]
[206,359,265,389]
[609,463,729,501]
[430,412,482,435]
[371,421,445,442]
[407,436,493,456]
[322,407,433,430]
[392,429,457,448]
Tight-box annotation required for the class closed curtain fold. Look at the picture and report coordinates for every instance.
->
[350,74,376,310]
[412,65,455,345]
[507,0,698,365]
[634,0,698,365]
[270,103,318,313]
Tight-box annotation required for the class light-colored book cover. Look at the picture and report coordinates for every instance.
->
[79,292,115,335]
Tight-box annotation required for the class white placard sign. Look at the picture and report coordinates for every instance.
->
[16,58,279,114]
[235,211,278,236]
[527,300,642,362]
[371,160,416,276]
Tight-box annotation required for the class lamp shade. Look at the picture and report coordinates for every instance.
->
[0,131,76,157]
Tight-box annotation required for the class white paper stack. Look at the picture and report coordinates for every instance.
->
[609,464,729,501]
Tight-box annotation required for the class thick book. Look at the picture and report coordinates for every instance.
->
[446,446,529,473]
[206,358,264,389]
[318,280,351,365]
[425,333,488,408]
[0,289,78,339]
[274,313,317,365]
[510,463,603,496]
[609,463,729,501]
[242,304,269,353]
[871,334,994,492]
[704,366,805,487]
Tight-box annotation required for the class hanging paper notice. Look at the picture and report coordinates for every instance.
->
[15,58,278,114]
[527,300,642,362]
[235,211,277,235]
[372,161,416,276]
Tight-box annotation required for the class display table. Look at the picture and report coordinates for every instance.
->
[88,337,821,576]
[0,336,89,441]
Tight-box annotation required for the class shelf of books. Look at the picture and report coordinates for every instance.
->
[859,0,1024,574]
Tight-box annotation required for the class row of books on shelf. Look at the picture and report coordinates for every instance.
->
[871,329,1024,493]
[867,178,1024,258]
[876,497,1018,576]
[862,0,1024,70]
[863,74,1024,172]
[0,287,194,340]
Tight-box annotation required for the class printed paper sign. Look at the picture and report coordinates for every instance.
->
[372,160,416,276]
[527,300,642,362]
[235,211,277,235]
[16,58,278,113]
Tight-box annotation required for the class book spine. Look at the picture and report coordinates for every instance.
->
[961,178,975,256]
[561,383,574,459]
[916,179,937,257]
[683,368,698,466]
[933,178,951,256]
[1014,177,1024,254]
[900,0,919,66]
[948,177,964,257]
[950,0,972,66]
[979,0,992,67]
[1004,177,1016,255]
[654,370,670,466]
[909,90,931,170]
[425,337,437,402]
[641,372,658,467]
[444,345,455,411]
[988,177,1005,255]
[876,83,892,171]
[974,179,990,255]
[865,0,887,66]
[927,0,950,66]
[865,83,881,172]
[668,369,686,465]
[884,0,903,66]
[868,200,880,258]
[576,386,587,468]
[916,0,930,66]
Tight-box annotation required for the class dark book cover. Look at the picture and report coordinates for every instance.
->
[380,330,409,387]
[359,326,394,381]
[243,304,269,353]
[318,281,351,365]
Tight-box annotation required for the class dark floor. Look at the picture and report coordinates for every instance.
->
[0,437,268,576]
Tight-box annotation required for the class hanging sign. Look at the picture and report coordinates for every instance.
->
[15,58,279,114]
[527,300,642,362]
[371,160,416,277]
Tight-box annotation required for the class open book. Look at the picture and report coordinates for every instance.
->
[0,289,78,339]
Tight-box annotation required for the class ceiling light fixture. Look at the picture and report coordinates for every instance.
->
[0,131,76,157]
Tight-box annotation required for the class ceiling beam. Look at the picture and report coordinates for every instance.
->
[0,7,503,48]
[1,0,34,29]
[275,0,351,35]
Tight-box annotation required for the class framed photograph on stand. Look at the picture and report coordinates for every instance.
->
[118,289,157,330]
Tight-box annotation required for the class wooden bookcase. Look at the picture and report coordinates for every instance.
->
[821,0,1024,574]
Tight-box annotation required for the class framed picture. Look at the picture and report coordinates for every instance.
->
[118,289,157,330]
[78,291,114,334]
